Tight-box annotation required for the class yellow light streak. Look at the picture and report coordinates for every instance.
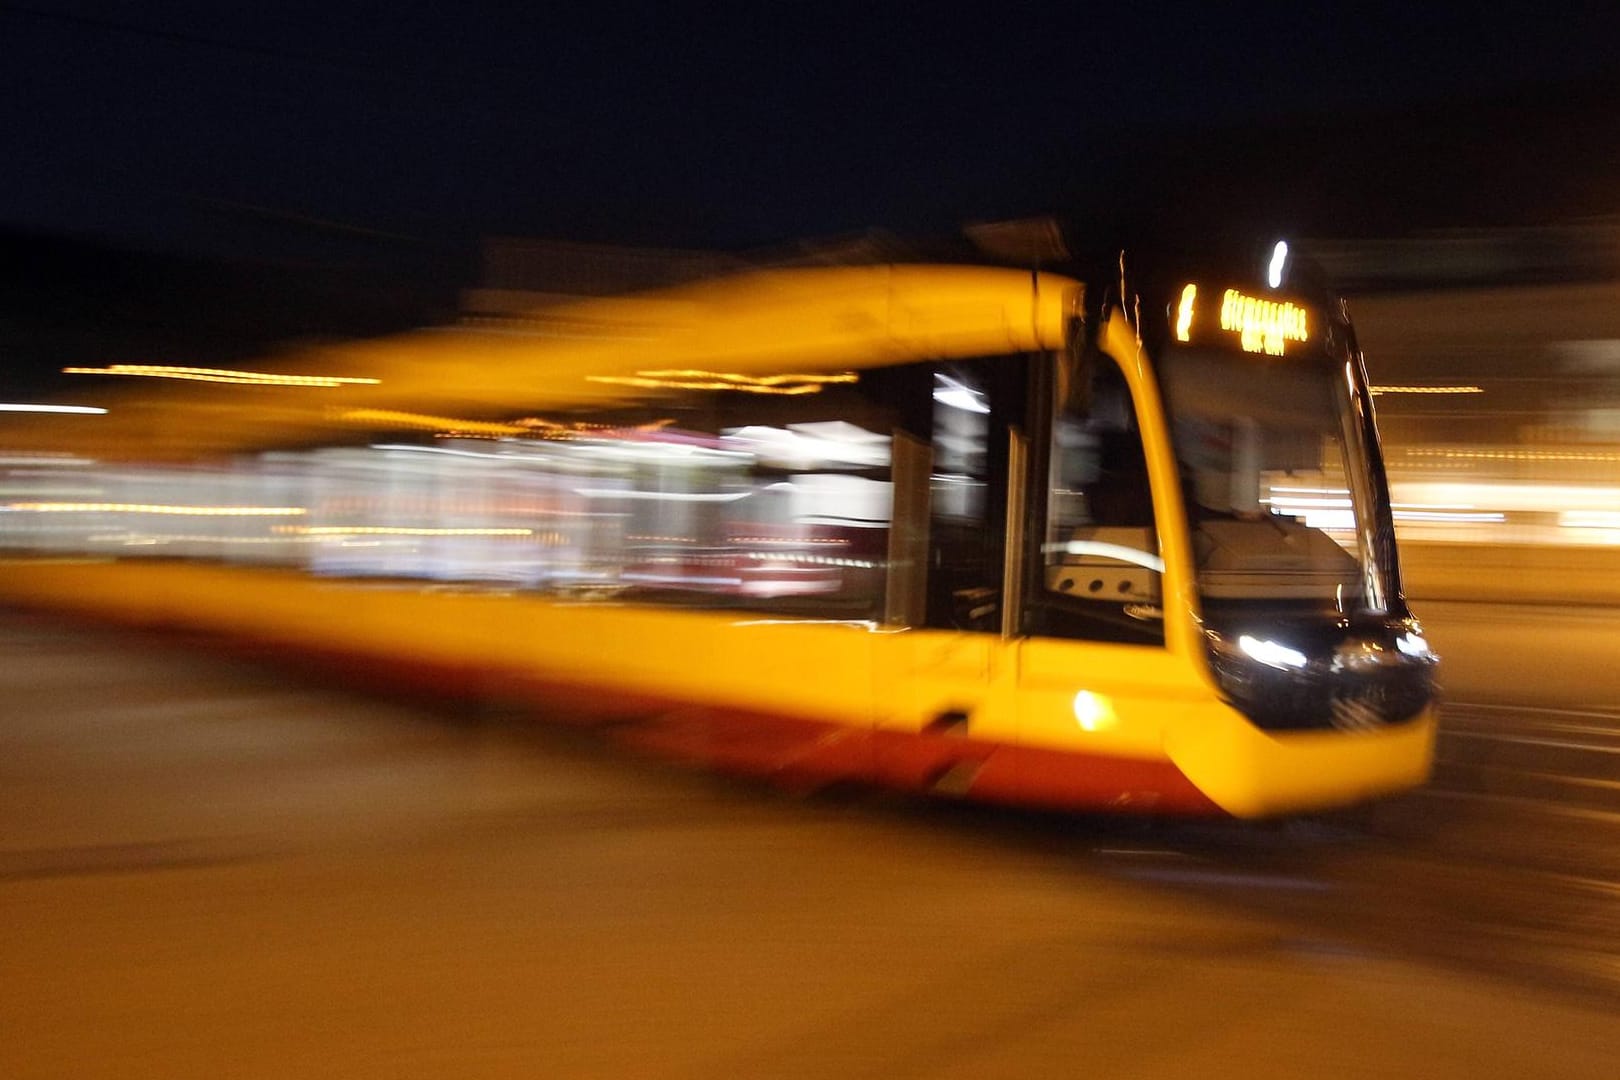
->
[740,552,875,568]
[587,370,859,395]
[1399,448,1620,463]
[335,410,681,441]
[512,417,676,434]
[1218,289,1309,355]
[0,452,97,465]
[277,525,536,537]
[65,364,379,388]
[335,409,529,436]
[6,503,307,516]
[118,535,321,546]
[1370,385,1484,395]
[1174,283,1197,342]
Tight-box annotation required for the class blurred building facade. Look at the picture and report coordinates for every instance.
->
[1305,225,1620,551]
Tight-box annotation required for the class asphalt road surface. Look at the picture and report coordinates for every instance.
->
[1416,598,1620,711]
[2,609,1617,1079]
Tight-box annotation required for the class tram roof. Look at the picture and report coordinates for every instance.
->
[3,263,1079,462]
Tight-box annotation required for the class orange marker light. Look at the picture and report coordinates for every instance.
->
[1175,283,1197,342]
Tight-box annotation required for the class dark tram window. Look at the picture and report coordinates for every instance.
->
[1026,351,1167,646]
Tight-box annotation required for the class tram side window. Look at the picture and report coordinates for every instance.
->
[207,371,907,610]
[927,362,996,630]
[1029,350,1166,645]
[924,356,1032,632]
[581,372,905,618]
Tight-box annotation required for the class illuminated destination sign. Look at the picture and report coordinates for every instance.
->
[1219,289,1309,355]
[1174,284,1313,357]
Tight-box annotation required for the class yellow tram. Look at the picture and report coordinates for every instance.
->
[0,244,1438,817]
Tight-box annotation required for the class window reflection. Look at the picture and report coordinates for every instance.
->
[1034,351,1165,644]
[1157,348,1374,610]
[0,384,902,620]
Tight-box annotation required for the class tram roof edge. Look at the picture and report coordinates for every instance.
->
[1,263,1082,462]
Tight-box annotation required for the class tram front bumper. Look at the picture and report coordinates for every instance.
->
[1164,703,1438,818]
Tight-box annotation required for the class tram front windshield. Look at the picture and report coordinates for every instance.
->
[1156,348,1389,617]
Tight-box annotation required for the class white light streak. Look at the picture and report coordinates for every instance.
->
[1394,481,1620,513]
[1392,510,1505,524]
[0,403,107,414]
[0,455,95,466]
[4,502,305,516]
[1560,511,1620,530]
[1049,541,1165,573]
[572,488,752,503]
[1266,496,1353,510]
[370,443,523,461]
[933,374,990,414]
[1267,240,1288,289]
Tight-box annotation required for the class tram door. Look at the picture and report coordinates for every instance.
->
[1012,339,1205,807]
[873,355,1028,791]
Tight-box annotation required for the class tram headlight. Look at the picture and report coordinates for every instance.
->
[1072,690,1117,732]
[1237,635,1307,670]
[1205,621,1438,732]
[1396,632,1433,659]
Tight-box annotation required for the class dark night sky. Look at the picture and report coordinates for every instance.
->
[7,1,1620,259]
